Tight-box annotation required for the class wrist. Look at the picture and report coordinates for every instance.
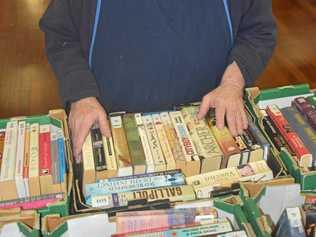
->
[220,61,245,90]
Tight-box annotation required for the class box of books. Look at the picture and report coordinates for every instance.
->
[43,199,252,237]
[244,83,316,191]
[0,209,40,237]
[0,110,73,223]
[71,104,283,213]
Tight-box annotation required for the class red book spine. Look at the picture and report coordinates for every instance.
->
[266,105,312,166]
[39,125,51,175]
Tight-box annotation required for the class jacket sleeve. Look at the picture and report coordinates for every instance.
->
[229,0,277,86]
[39,0,100,106]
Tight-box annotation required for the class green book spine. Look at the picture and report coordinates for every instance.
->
[122,114,146,173]
[259,84,310,101]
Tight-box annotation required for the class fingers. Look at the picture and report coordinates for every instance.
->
[215,102,226,130]
[198,93,214,119]
[98,112,111,137]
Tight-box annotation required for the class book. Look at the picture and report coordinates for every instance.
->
[134,113,155,173]
[275,207,306,237]
[39,124,52,176]
[188,161,273,198]
[82,133,96,186]
[142,114,166,172]
[28,123,41,196]
[242,130,264,163]
[207,111,241,168]
[293,97,316,130]
[15,121,27,198]
[110,114,133,176]
[160,112,186,174]
[169,111,200,175]
[0,121,18,181]
[262,114,286,151]
[0,129,5,173]
[152,113,176,171]
[55,126,66,184]
[247,119,270,161]
[50,125,60,185]
[23,124,30,197]
[234,136,250,166]
[115,218,233,237]
[91,125,107,172]
[85,170,185,200]
[102,135,118,173]
[122,114,147,174]
[181,106,223,172]
[281,106,316,166]
[267,105,313,168]
[89,185,196,208]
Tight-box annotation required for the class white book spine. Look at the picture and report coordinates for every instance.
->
[29,123,39,178]
[135,113,155,173]
[142,114,166,171]
[152,113,176,170]
[23,123,30,197]
[15,121,26,198]
[82,133,95,171]
[0,121,18,181]
[169,111,199,162]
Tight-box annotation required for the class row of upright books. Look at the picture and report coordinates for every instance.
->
[81,105,269,187]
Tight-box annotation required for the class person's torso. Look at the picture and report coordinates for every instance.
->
[90,0,233,112]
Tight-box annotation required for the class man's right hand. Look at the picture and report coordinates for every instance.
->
[69,97,111,160]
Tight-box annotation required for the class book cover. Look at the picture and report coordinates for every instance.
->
[39,124,52,176]
[122,114,146,174]
[23,123,30,197]
[91,125,107,171]
[82,133,96,186]
[102,135,117,171]
[110,115,133,176]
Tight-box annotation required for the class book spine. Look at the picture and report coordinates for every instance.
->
[242,130,264,163]
[281,106,316,165]
[50,125,60,184]
[159,112,185,164]
[91,126,107,171]
[207,113,240,168]
[29,123,39,178]
[262,115,286,151]
[234,136,250,165]
[56,127,66,183]
[90,185,196,208]
[39,124,52,175]
[186,167,241,187]
[0,129,5,173]
[0,121,18,181]
[23,124,30,197]
[15,121,26,198]
[247,119,270,161]
[0,192,63,210]
[238,160,273,182]
[110,115,133,175]
[102,135,117,171]
[181,106,223,171]
[122,114,146,174]
[142,114,166,171]
[135,113,155,173]
[152,113,176,170]
[82,133,94,171]
[293,97,316,130]
[267,105,312,168]
[85,170,185,198]
[169,111,199,162]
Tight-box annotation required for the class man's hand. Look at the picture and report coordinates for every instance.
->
[69,97,111,160]
[198,62,248,136]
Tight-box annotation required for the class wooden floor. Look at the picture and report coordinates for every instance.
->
[0,0,316,118]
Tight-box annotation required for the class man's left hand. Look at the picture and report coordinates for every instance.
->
[198,62,248,136]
